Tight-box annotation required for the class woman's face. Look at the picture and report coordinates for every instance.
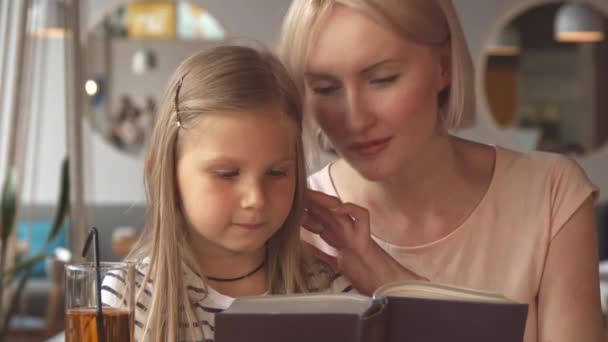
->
[305,5,450,180]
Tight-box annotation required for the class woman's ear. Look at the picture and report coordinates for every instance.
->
[437,42,452,92]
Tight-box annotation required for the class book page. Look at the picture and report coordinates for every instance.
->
[224,293,374,315]
[374,281,515,304]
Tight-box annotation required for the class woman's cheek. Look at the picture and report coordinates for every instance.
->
[376,80,436,125]
[311,100,344,135]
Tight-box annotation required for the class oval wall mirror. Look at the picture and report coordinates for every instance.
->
[84,1,227,155]
[482,1,608,156]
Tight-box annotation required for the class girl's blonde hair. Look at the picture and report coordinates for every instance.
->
[277,0,475,133]
[128,45,329,341]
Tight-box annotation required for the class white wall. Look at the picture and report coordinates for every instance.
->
[21,38,67,204]
[1,2,67,206]
[0,1,27,191]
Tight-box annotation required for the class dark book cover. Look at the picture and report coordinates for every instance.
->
[215,313,366,342]
[385,296,528,342]
[214,292,528,342]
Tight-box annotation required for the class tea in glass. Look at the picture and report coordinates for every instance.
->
[65,262,134,342]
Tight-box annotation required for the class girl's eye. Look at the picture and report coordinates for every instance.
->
[215,170,239,178]
[268,169,288,177]
[371,74,399,85]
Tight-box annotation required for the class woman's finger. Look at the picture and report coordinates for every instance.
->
[302,210,324,234]
[303,208,343,248]
[306,206,348,248]
[307,204,349,236]
[305,197,342,229]
[306,189,342,209]
[333,202,371,234]
[306,190,368,232]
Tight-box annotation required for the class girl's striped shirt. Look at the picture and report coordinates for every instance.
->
[101,259,353,342]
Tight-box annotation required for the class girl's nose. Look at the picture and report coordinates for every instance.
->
[241,180,266,210]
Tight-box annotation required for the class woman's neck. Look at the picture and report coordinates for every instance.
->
[333,135,494,244]
[342,134,459,209]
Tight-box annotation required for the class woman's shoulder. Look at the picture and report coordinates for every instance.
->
[494,146,598,235]
[498,145,568,166]
[496,146,591,185]
[493,145,598,204]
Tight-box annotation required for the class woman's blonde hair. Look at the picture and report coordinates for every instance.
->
[128,45,330,341]
[277,0,475,132]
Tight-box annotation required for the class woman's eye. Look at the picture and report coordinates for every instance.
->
[313,86,340,95]
[215,170,239,178]
[268,169,288,177]
[371,74,399,85]
[310,81,341,96]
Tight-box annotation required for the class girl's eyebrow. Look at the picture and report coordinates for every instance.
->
[200,156,238,165]
[201,157,296,166]
[272,159,297,166]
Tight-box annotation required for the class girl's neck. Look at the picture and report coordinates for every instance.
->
[196,248,268,297]
[207,268,268,298]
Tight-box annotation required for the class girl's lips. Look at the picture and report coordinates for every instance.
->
[349,137,392,156]
[235,223,265,230]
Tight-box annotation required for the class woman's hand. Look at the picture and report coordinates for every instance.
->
[303,190,426,295]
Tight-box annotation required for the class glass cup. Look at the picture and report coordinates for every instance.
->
[65,261,135,342]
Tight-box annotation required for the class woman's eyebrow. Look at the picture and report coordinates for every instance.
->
[304,72,338,81]
[359,58,400,74]
[305,58,401,79]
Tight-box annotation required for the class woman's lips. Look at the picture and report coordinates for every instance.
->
[349,137,392,156]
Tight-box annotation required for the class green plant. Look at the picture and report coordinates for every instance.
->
[0,157,70,339]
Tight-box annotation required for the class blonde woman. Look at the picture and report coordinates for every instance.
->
[102,45,351,341]
[278,1,604,341]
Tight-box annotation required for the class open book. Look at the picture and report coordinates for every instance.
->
[215,280,528,342]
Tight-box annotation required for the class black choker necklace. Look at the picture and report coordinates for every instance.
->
[205,259,266,282]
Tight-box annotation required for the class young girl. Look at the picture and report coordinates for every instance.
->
[102,45,351,342]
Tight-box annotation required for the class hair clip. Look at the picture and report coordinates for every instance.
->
[174,76,184,128]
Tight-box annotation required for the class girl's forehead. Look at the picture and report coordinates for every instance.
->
[181,107,296,145]
[177,110,298,167]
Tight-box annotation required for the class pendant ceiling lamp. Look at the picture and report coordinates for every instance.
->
[554,3,605,43]
[488,25,521,56]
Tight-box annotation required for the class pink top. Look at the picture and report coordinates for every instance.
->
[304,146,598,342]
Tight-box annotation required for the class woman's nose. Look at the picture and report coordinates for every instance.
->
[345,89,375,133]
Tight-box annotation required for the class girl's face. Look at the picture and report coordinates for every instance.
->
[176,106,297,259]
[305,5,450,180]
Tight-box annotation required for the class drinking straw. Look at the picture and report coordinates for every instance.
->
[82,227,106,342]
